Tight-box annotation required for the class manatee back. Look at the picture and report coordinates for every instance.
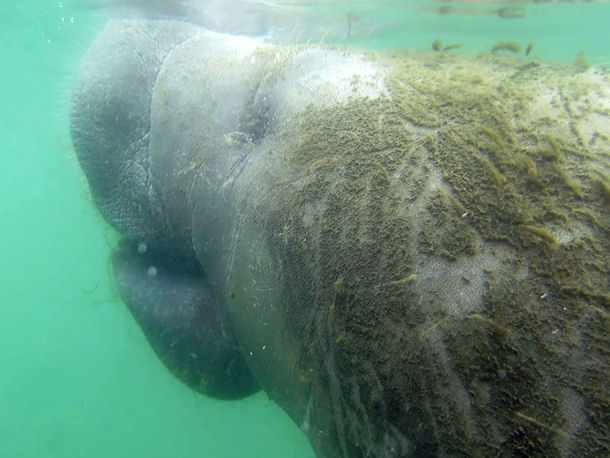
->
[243,51,610,456]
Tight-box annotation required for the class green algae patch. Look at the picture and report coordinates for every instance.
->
[253,49,609,457]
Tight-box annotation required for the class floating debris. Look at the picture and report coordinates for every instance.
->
[497,7,525,19]
[491,41,520,54]
[443,43,462,51]
[432,40,462,52]
[574,50,589,68]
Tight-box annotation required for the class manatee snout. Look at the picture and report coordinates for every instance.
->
[111,239,258,399]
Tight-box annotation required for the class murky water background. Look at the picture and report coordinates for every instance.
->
[0,1,607,457]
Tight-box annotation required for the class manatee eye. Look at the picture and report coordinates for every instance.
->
[147,266,157,277]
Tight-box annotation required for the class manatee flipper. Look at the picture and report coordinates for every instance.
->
[111,239,259,399]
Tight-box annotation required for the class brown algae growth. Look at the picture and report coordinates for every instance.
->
[261,48,609,457]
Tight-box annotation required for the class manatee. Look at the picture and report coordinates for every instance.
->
[71,18,609,457]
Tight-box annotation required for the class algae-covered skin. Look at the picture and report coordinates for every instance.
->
[71,19,609,458]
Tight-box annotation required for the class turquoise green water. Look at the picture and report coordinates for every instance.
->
[0,1,607,457]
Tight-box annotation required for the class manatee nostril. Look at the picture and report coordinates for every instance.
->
[146,265,158,277]
[137,242,148,254]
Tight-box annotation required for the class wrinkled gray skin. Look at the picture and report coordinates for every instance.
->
[72,19,609,458]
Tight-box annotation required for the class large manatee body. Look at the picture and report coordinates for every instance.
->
[71,19,609,457]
